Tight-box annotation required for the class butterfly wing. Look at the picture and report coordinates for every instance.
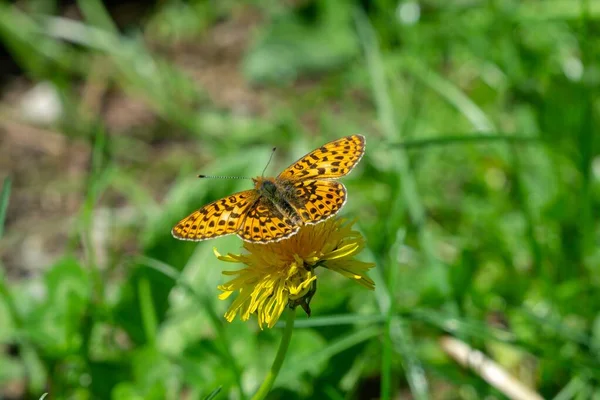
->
[277,134,365,181]
[288,179,347,224]
[237,197,299,243]
[172,190,259,241]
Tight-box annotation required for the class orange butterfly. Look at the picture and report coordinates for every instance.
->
[172,135,365,243]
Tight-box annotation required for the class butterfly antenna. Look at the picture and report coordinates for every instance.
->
[198,175,252,180]
[261,147,277,177]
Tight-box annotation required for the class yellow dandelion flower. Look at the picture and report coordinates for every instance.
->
[214,218,375,329]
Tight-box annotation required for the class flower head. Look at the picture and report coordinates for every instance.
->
[215,218,375,329]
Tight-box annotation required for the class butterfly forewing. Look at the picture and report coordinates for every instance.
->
[277,135,365,181]
[172,190,258,241]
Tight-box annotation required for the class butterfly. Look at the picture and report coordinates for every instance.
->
[171,134,365,243]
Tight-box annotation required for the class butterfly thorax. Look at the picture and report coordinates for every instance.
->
[253,177,303,224]
[253,177,278,197]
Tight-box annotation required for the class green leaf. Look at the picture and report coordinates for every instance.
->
[22,258,90,356]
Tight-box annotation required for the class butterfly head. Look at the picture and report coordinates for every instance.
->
[253,176,278,197]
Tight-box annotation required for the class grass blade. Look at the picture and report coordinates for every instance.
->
[0,176,11,238]
[77,0,118,33]
[204,386,222,400]
[280,326,382,382]
[402,58,496,133]
[390,134,541,150]
[355,9,439,399]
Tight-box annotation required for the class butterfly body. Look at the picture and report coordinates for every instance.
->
[254,177,304,226]
[172,134,365,243]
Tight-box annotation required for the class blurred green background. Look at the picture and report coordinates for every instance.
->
[0,0,599,399]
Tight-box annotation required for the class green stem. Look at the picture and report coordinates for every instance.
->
[138,276,157,344]
[252,308,297,400]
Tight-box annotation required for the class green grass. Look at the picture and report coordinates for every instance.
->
[0,0,599,399]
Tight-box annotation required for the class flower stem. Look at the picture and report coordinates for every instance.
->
[252,308,297,400]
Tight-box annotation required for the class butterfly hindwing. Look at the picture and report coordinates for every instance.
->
[237,197,299,243]
[171,190,258,241]
[287,179,347,224]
